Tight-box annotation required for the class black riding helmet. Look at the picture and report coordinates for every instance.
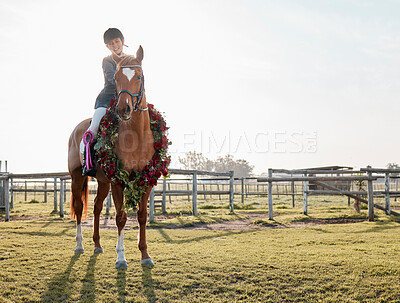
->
[104,28,124,44]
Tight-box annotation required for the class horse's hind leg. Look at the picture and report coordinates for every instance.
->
[93,181,110,253]
[70,171,87,254]
[138,187,153,265]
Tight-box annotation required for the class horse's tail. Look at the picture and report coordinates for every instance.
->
[70,177,89,221]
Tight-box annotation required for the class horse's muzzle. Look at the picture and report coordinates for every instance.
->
[120,104,132,121]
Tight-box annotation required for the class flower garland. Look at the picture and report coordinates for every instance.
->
[94,99,171,209]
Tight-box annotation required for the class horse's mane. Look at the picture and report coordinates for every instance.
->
[118,55,140,66]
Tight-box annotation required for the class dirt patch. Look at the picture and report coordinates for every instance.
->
[0,212,369,230]
[290,217,367,227]
[78,213,368,231]
[0,215,49,222]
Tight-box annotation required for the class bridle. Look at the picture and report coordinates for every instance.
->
[117,64,147,112]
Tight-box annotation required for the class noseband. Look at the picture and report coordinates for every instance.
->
[117,64,147,112]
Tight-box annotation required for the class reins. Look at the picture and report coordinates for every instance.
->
[117,64,148,112]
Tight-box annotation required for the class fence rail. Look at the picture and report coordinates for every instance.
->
[261,166,400,221]
[2,166,400,222]
[0,170,235,222]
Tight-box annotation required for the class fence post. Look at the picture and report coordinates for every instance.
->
[217,183,221,200]
[149,187,155,222]
[229,171,234,213]
[64,180,67,204]
[268,169,273,220]
[385,173,390,215]
[53,177,58,212]
[241,178,245,204]
[106,192,111,216]
[187,183,190,202]
[192,171,198,216]
[367,166,374,221]
[167,182,172,204]
[44,180,48,203]
[10,178,13,209]
[24,180,27,201]
[303,174,308,215]
[4,175,10,221]
[291,181,295,207]
[162,177,167,213]
[60,179,64,218]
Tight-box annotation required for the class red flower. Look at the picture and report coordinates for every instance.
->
[155,171,161,178]
[107,169,115,177]
[110,98,116,107]
[139,180,145,186]
[149,177,157,186]
[154,142,163,150]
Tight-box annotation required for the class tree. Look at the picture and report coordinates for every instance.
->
[178,151,213,171]
[178,152,254,177]
[386,162,399,169]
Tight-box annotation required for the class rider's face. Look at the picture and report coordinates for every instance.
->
[106,38,123,55]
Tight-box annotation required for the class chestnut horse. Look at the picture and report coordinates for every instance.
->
[68,46,155,268]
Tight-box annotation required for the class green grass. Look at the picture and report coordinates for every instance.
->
[1,214,400,302]
[1,193,400,301]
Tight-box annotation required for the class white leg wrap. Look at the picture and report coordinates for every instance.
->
[116,231,127,263]
[75,224,84,253]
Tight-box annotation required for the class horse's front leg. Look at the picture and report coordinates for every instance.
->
[138,187,153,265]
[111,183,128,269]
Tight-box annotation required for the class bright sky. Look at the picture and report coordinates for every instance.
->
[1,0,399,174]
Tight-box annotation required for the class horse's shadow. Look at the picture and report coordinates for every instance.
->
[80,253,99,301]
[41,254,81,302]
[116,268,127,302]
[142,265,156,303]
[41,253,100,302]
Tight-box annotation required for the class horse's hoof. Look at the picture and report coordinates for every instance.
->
[115,261,128,269]
[141,258,154,266]
[94,247,104,253]
[74,248,84,254]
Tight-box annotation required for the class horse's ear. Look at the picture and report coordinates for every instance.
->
[112,52,121,64]
[136,45,144,64]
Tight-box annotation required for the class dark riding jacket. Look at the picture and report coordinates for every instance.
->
[94,55,117,109]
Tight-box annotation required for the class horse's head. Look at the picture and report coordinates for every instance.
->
[112,46,145,121]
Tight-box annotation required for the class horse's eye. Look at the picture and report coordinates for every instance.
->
[137,76,141,80]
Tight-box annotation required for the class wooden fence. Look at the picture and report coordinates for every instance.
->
[0,169,235,222]
[2,166,400,222]
[258,166,400,221]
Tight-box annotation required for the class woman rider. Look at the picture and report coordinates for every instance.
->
[81,28,125,176]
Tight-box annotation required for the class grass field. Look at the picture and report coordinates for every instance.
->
[1,194,400,302]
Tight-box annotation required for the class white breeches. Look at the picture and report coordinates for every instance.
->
[80,107,107,154]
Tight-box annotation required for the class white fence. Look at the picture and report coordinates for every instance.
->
[0,170,235,222]
[258,166,400,221]
[2,166,400,222]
